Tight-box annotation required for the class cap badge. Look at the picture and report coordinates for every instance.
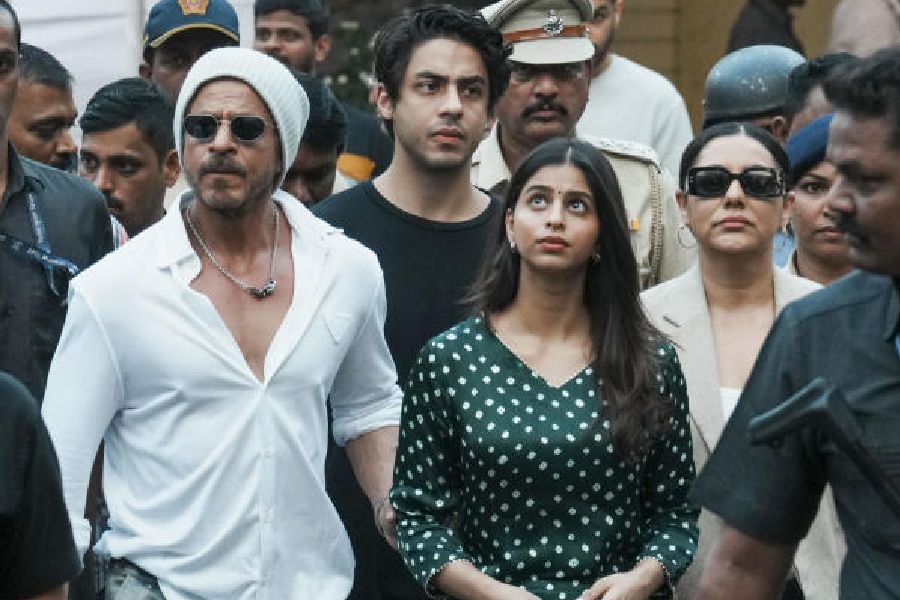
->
[543,10,565,37]
[177,0,209,15]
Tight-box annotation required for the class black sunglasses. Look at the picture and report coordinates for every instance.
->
[183,114,269,143]
[686,166,785,199]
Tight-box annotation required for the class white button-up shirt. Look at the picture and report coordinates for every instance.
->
[42,190,402,600]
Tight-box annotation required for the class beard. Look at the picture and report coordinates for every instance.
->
[591,26,617,71]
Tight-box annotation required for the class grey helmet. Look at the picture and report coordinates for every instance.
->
[702,45,806,128]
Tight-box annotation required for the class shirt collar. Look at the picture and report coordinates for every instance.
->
[887,277,900,341]
[152,187,340,269]
[471,124,512,195]
[1,144,43,206]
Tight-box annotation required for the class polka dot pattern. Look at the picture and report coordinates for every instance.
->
[391,316,699,599]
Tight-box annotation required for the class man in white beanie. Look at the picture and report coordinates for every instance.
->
[41,47,403,600]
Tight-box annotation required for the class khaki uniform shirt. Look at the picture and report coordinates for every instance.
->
[471,126,694,289]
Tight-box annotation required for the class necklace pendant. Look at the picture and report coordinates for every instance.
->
[251,280,277,299]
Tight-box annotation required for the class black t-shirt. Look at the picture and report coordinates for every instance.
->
[0,371,80,598]
[313,181,500,600]
[314,180,500,382]
[692,270,900,599]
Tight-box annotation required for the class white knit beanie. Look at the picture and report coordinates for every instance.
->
[173,47,310,187]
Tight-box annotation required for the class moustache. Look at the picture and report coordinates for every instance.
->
[834,212,865,240]
[198,159,247,179]
[104,193,123,212]
[523,100,568,119]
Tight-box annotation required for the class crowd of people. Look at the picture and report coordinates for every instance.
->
[1,0,899,600]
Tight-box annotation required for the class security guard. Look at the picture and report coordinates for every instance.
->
[702,44,805,143]
[473,0,693,289]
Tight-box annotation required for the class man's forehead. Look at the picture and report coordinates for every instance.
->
[827,112,895,161]
[188,78,271,112]
[406,38,488,78]
[256,10,311,30]
[83,123,152,153]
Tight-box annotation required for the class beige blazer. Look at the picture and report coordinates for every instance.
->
[641,266,845,600]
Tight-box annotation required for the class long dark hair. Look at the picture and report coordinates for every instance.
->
[468,138,669,460]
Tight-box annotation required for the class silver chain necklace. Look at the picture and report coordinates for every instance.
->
[184,201,279,299]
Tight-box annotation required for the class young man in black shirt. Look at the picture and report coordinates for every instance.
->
[313,6,510,599]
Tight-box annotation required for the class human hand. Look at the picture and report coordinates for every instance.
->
[489,584,542,600]
[576,563,663,600]
[374,496,398,550]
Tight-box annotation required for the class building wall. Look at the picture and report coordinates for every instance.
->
[615,0,839,130]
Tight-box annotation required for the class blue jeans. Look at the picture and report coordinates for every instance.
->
[102,559,165,600]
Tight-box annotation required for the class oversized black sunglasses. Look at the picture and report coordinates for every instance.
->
[686,166,785,199]
[183,114,269,143]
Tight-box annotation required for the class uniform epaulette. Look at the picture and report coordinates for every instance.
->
[579,133,661,169]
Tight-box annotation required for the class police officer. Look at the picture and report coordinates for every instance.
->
[472,0,692,289]
[702,44,805,143]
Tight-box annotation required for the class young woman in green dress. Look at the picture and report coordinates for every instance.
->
[390,139,699,600]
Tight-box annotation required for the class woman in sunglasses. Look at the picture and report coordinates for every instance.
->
[641,122,843,600]
[390,139,699,600]
[784,114,854,285]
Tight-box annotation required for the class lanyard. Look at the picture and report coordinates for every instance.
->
[896,335,900,361]
[0,192,80,298]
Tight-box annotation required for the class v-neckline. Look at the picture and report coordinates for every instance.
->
[477,317,593,391]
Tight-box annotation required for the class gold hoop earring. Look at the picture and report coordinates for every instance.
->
[676,224,697,249]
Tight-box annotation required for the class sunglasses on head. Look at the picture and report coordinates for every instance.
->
[686,166,785,199]
[183,114,269,143]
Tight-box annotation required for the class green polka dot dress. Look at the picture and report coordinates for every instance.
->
[391,315,699,600]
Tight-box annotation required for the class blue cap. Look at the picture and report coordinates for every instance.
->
[144,0,240,51]
[786,113,834,184]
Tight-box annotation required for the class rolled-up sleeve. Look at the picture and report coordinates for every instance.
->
[41,284,123,558]
[330,271,402,445]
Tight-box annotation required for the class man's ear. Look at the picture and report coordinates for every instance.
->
[162,149,180,188]
[612,0,625,26]
[374,84,393,120]
[482,116,496,141]
[314,34,332,63]
[139,62,152,81]
[771,116,790,144]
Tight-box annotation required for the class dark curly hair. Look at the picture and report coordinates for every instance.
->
[824,47,900,150]
[467,139,670,461]
[373,4,511,134]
